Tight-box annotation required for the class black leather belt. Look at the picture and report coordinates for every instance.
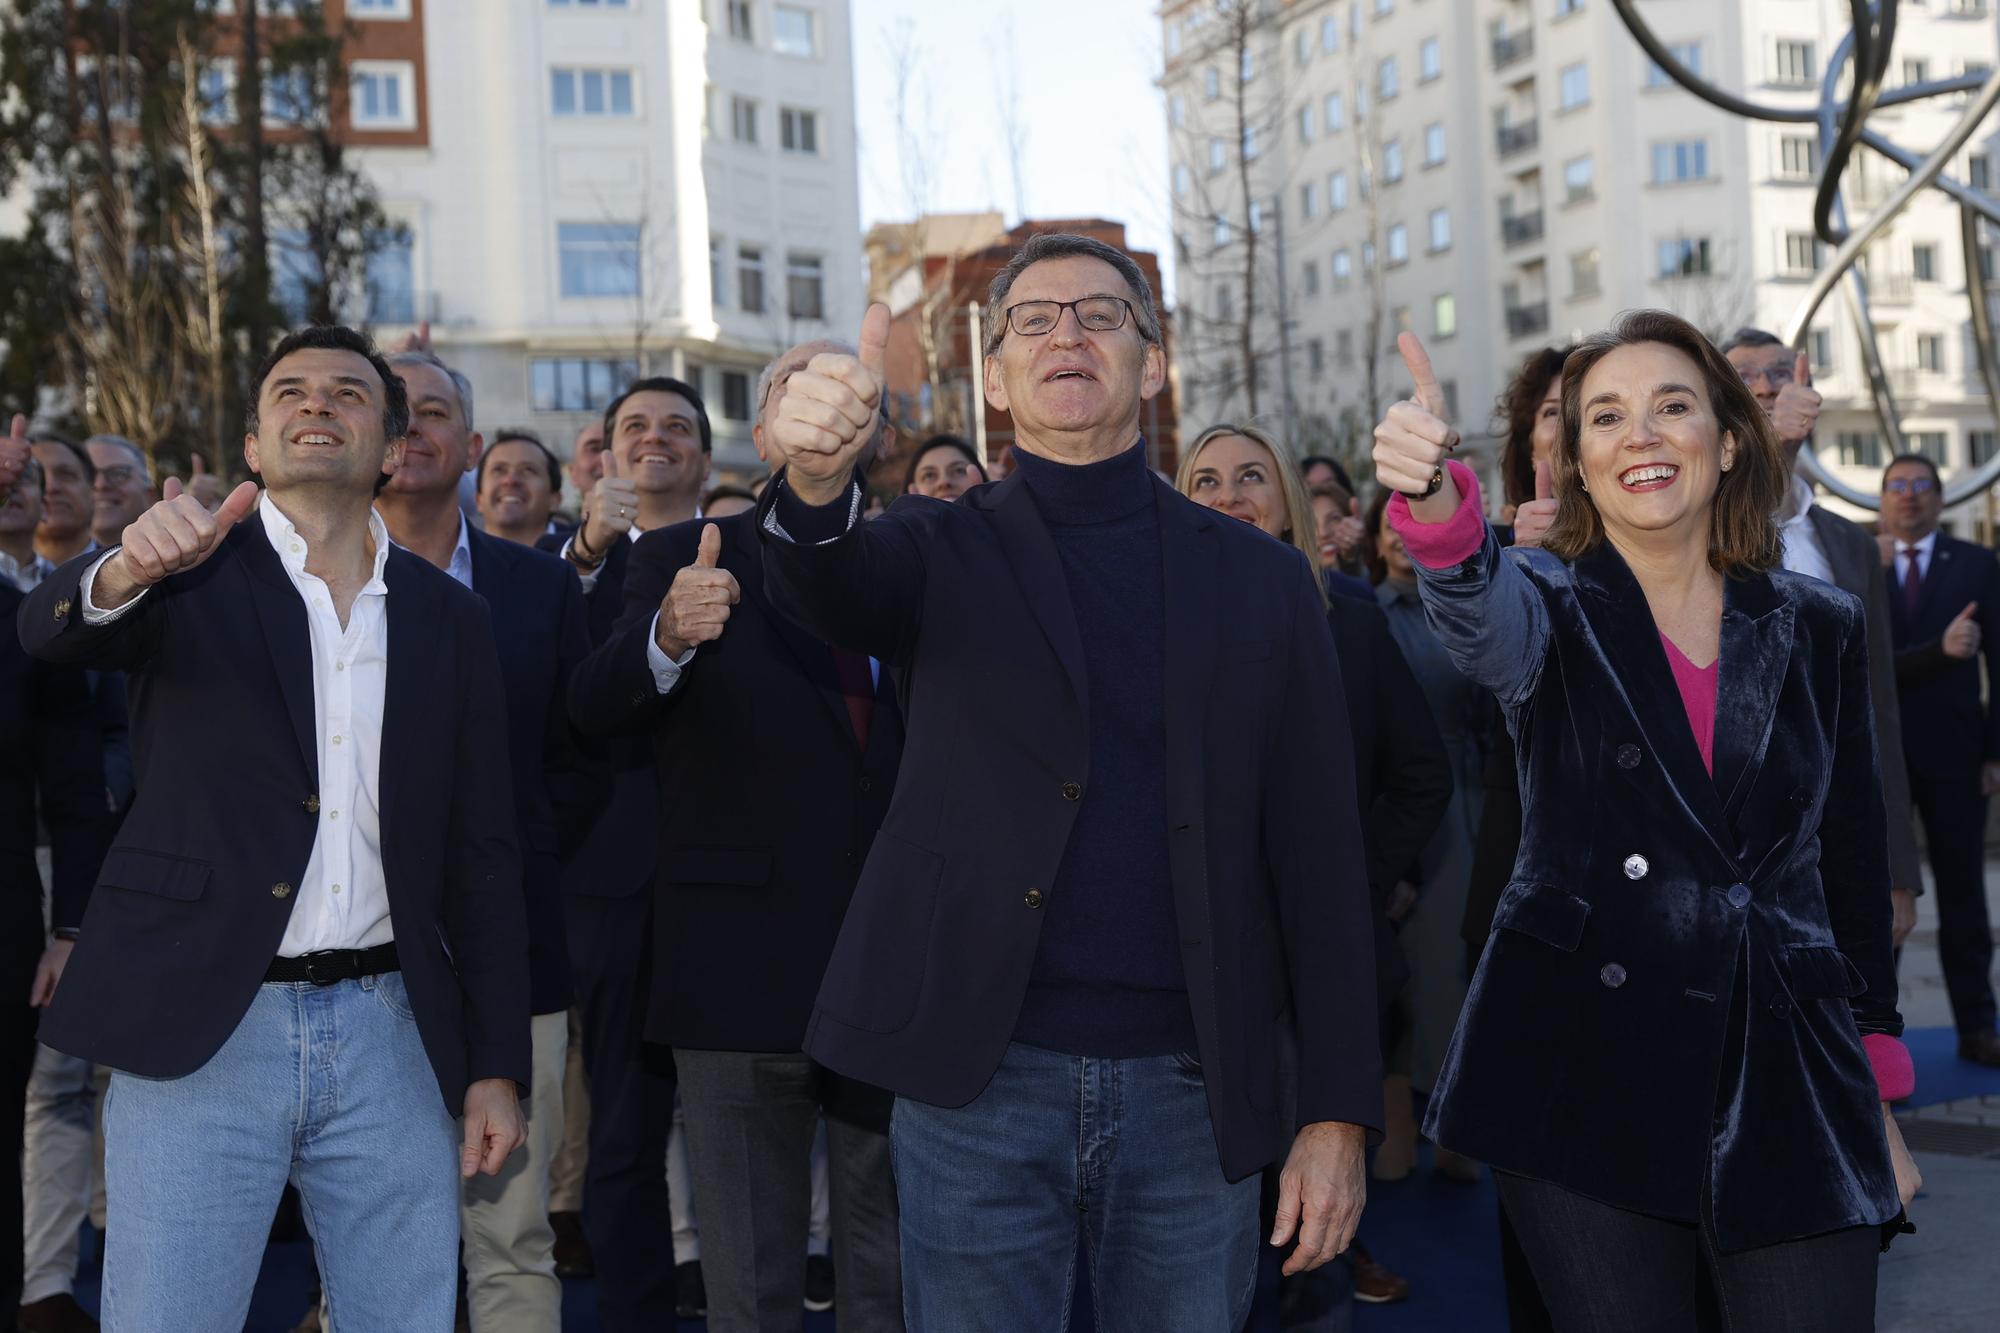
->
[264,942,400,986]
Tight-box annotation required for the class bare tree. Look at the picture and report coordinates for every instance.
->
[173,32,230,473]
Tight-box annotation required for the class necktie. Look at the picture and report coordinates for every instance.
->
[1902,545,1923,617]
[831,648,874,751]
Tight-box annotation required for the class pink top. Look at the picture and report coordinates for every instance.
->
[1389,460,1914,1103]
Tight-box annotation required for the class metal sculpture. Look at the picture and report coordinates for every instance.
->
[1613,0,2000,509]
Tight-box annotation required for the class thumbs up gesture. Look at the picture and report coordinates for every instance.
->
[655,523,740,660]
[1,412,27,493]
[1512,459,1559,549]
[1770,351,1822,448]
[1372,333,1462,510]
[771,303,889,506]
[184,452,227,513]
[92,475,261,609]
[576,437,640,565]
[1944,601,1982,660]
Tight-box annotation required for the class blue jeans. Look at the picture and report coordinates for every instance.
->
[892,1042,1260,1332]
[101,974,459,1332]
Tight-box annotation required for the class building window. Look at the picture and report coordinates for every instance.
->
[1330,170,1348,210]
[1333,249,1352,286]
[1783,231,1823,275]
[1779,135,1818,179]
[1166,21,1182,58]
[1205,66,1220,100]
[1213,214,1231,247]
[196,62,234,125]
[1300,181,1319,219]
[1972,430,1998,466]
[1773,40,1816,87]
[773,5,817,57]
[1303,260,1320,296]
[1387,224,1409,264]
[1908,430,1947,462]
[349,0,412,15]
[1835,431,1882,467]
[1383,139,1404,182]
[1656,236,1714,279]
[531,357,640,413]
[1248,200,1264,234]
[1644,42,1702,86]
[552,67,636,118]
[730,95,758,143]
[1322,15,1339,53]
[1555,0,1584,14]
[1809,328,1834,372]
[1379,57,1399,100]
[1363,240,1376,269]
[1571,247,1601,297]
[1324,91,1343,130]
[1973,154,1993,191]
[1424,122,1445,165]
[1902,58,1930,88]
[1170,94,1186,127]
[1175,164,1192,198]
[350,61,415,130]
[1215,285,1234,321]
[737,245,766,313]
[1913,243,1938,281]
[1308,337,1325,379]
[1559,62,1590,110]
[1296,27,1312,66]
[727,0,753,42]
[1356,82,1368,120]
[1429,207,1451,251]
[1434,293,1457,338]
[1917,334,1945,372]
[1209,138,1227,174]
[559,223,641,298]
[710,237,725,307]
[1564,154,1595,201]
[263,67,316,126]
[1418,38,1443,83]
[1651,139,1710,184]
[1243,126,1260,162]
[722,370,753,422]
[1336,329,1354,365]
[1298,103,1315,144]
[779,107,819,154]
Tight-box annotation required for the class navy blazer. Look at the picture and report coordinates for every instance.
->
[1888,531,2000,780]
[757,470,1382,1182]
[17,521,531,1107]
[569,510,905,1052]
[1412,529,1900,1251]
[466,527,605,1015]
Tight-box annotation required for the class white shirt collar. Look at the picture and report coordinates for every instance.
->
[1899,530,1938,559]
[258,492,392,592]
[447,512,475,589]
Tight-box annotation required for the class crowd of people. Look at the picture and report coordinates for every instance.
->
[0,228,1987,1332]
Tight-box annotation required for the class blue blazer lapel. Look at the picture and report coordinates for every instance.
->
[234,520,320,788]
[1157,479,1219,803]
[1713,573,1794,829]
[1914,539,1956,631]
[985,471,1089,712]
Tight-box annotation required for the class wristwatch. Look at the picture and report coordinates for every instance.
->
[1403,466,1445,500]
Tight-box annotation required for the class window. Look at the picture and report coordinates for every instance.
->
[1424,122,1445,165]
[1972,430,1999,467]
[737,246,766,313]
[1363,240,1377,269]
[721,370,753,422]
[1783,231,1823,274]
[1330,170,1349,210]
[1209,138,1227,174]
[1300,181,1319,219]
[1248,200,1264,234]
[1215,284,1234,320]
[1429,207,1451,251]
[1356,82,1368,120]
[1434,293,1457,338]
[272,228,320,323]
[1175,164,1192,198]
[1420,37,1442,81]
[349,0,412,14]
[710,237,725,306]
[263,66,315,125]
[1913,243,1938,281]
[1835,431,1882,467]
[1243,126,1260,162]
[1379,57,1399,100]
[1213,214,1231,247]
[1559,62,1590,110]
[1555,0,1584,13]
[779,107,819,154]
[1321,16,1339,53]
[1917,334,1945,372]
[1773,40,1816,86]
[1308,337,1325,379]
[1383,139,1404,182]
[196,62,234,125]
[730,95,758,143]
[1973,154,1993,191]
[1564,154,1595,201]
[530,357,640,413]
[1296,27,1312,66]
[1298,104,1315,144]
[365,229,414,324]
[1375,0,1393,14]
[1324,92,1343,130]
[1645,42,1702,87]
[1240,47,1255,86]
[773,5,817,57]
[1809,328,1834,372]
[1166,21,1182,57]
[1656,236,1713,278]
[1303,261,1320,297]
[1170,94,1186,127]
[350,61,415,130]
[1333,249,1353,286]
[1205,66,1220,100]
[1571,247,1601,297]
[1336,330,1355,365]
[1387,224,1409,264]
[558,223,641,298]
[552,67,635,118]
[1902,58,1930,88]
[1909,430,1947,462]
[726,0,752,42]
[1778,135,1818,179]
[1651,139,1710,184]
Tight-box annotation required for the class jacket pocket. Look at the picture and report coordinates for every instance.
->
[662,846,774,887]
[97,847,211,902]
[1784,944,1867,999]
[1490,881,1589,953]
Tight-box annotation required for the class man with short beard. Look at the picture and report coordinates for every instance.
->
[477,432,563,546]
[83,437,156,552]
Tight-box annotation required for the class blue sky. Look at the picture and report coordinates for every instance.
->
[849,0,1175,296]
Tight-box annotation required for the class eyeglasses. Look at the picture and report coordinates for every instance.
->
[1736,364,1794,388]
[96,465,138,486]
[1884,477,1939,495]
[1003,297,1134,337]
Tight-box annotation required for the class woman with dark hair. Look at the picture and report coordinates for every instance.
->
[1374,312,1920,1331]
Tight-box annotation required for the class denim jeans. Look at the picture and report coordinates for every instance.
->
[100,973,460,1332]
[891,1042,1260,1333]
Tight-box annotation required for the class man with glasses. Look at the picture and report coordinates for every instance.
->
[83,437,156,553]
[1881,452,2000,1067]
[752,232,1380,1328]
[1721,328,1925,953]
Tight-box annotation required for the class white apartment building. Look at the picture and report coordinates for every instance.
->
[344,0,862,481]
[1161,0,2000,525]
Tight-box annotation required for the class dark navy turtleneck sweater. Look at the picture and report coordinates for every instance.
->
[1008,440,1195,1058]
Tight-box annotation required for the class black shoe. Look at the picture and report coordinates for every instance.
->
[1958,1030,2000,1067]
[550,1210,594,1279]
[674,1260,707,1320]
[804,1253,836,1312]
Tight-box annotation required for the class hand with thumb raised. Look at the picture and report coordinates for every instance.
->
[1512,459,1559,549]
[1330,494,1367,563]
[92,477,260,610]
[656,522,740,660]
[1944,600,1982,660]
[1372,333,1461,511]
[1771,350,1822,448]
[773,303,890,507]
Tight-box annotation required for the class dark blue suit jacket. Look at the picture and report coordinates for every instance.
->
[1413,529,1900,1251]
[569,510,905,1052]
[17,521,531,1106]
[756,470,1382,1182]
[1888,531,2000,780]
[466,527,604,1015]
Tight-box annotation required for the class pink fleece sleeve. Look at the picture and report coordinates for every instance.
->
[1863,1034,1915,1103]
[1385,459,1487,569]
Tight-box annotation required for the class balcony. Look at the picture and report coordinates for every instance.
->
[1506,302,1551,339]
[1863,269,1916,305]
[1492,30,1534,71]
[1496,120,1539,157]
[1502,210,1545,247]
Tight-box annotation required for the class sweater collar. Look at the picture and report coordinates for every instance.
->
[1011,437,1153,526]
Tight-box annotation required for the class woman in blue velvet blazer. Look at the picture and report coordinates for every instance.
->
[1373,310,1921,1332]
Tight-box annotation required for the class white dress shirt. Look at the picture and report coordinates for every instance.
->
[0,549,56,591]
[81,496,396,956]
[444,512,474,590]
[1776,474,1834,584]
[1896,530,1939,586]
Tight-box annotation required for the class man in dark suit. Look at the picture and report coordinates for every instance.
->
[1879,451,2000,1066]
[18,325,529,1329]
[379,350,605,1331]
[756,232,1381,1327]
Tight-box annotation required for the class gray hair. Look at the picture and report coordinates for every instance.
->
[983,232,1163,356]
[84,434,151,482]
[755,338,852,428]
[1718,326,1785,355]
[387,349,476,431]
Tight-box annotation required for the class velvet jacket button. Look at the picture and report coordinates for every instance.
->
[1616,744,1642,769]
[1600,963,1627,988]
[1623,854,1649,880]
[1025,888,1044,909]
[1727,883,1751,909]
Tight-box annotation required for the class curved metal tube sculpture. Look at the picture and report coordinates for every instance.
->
[1611,0,2000,509]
